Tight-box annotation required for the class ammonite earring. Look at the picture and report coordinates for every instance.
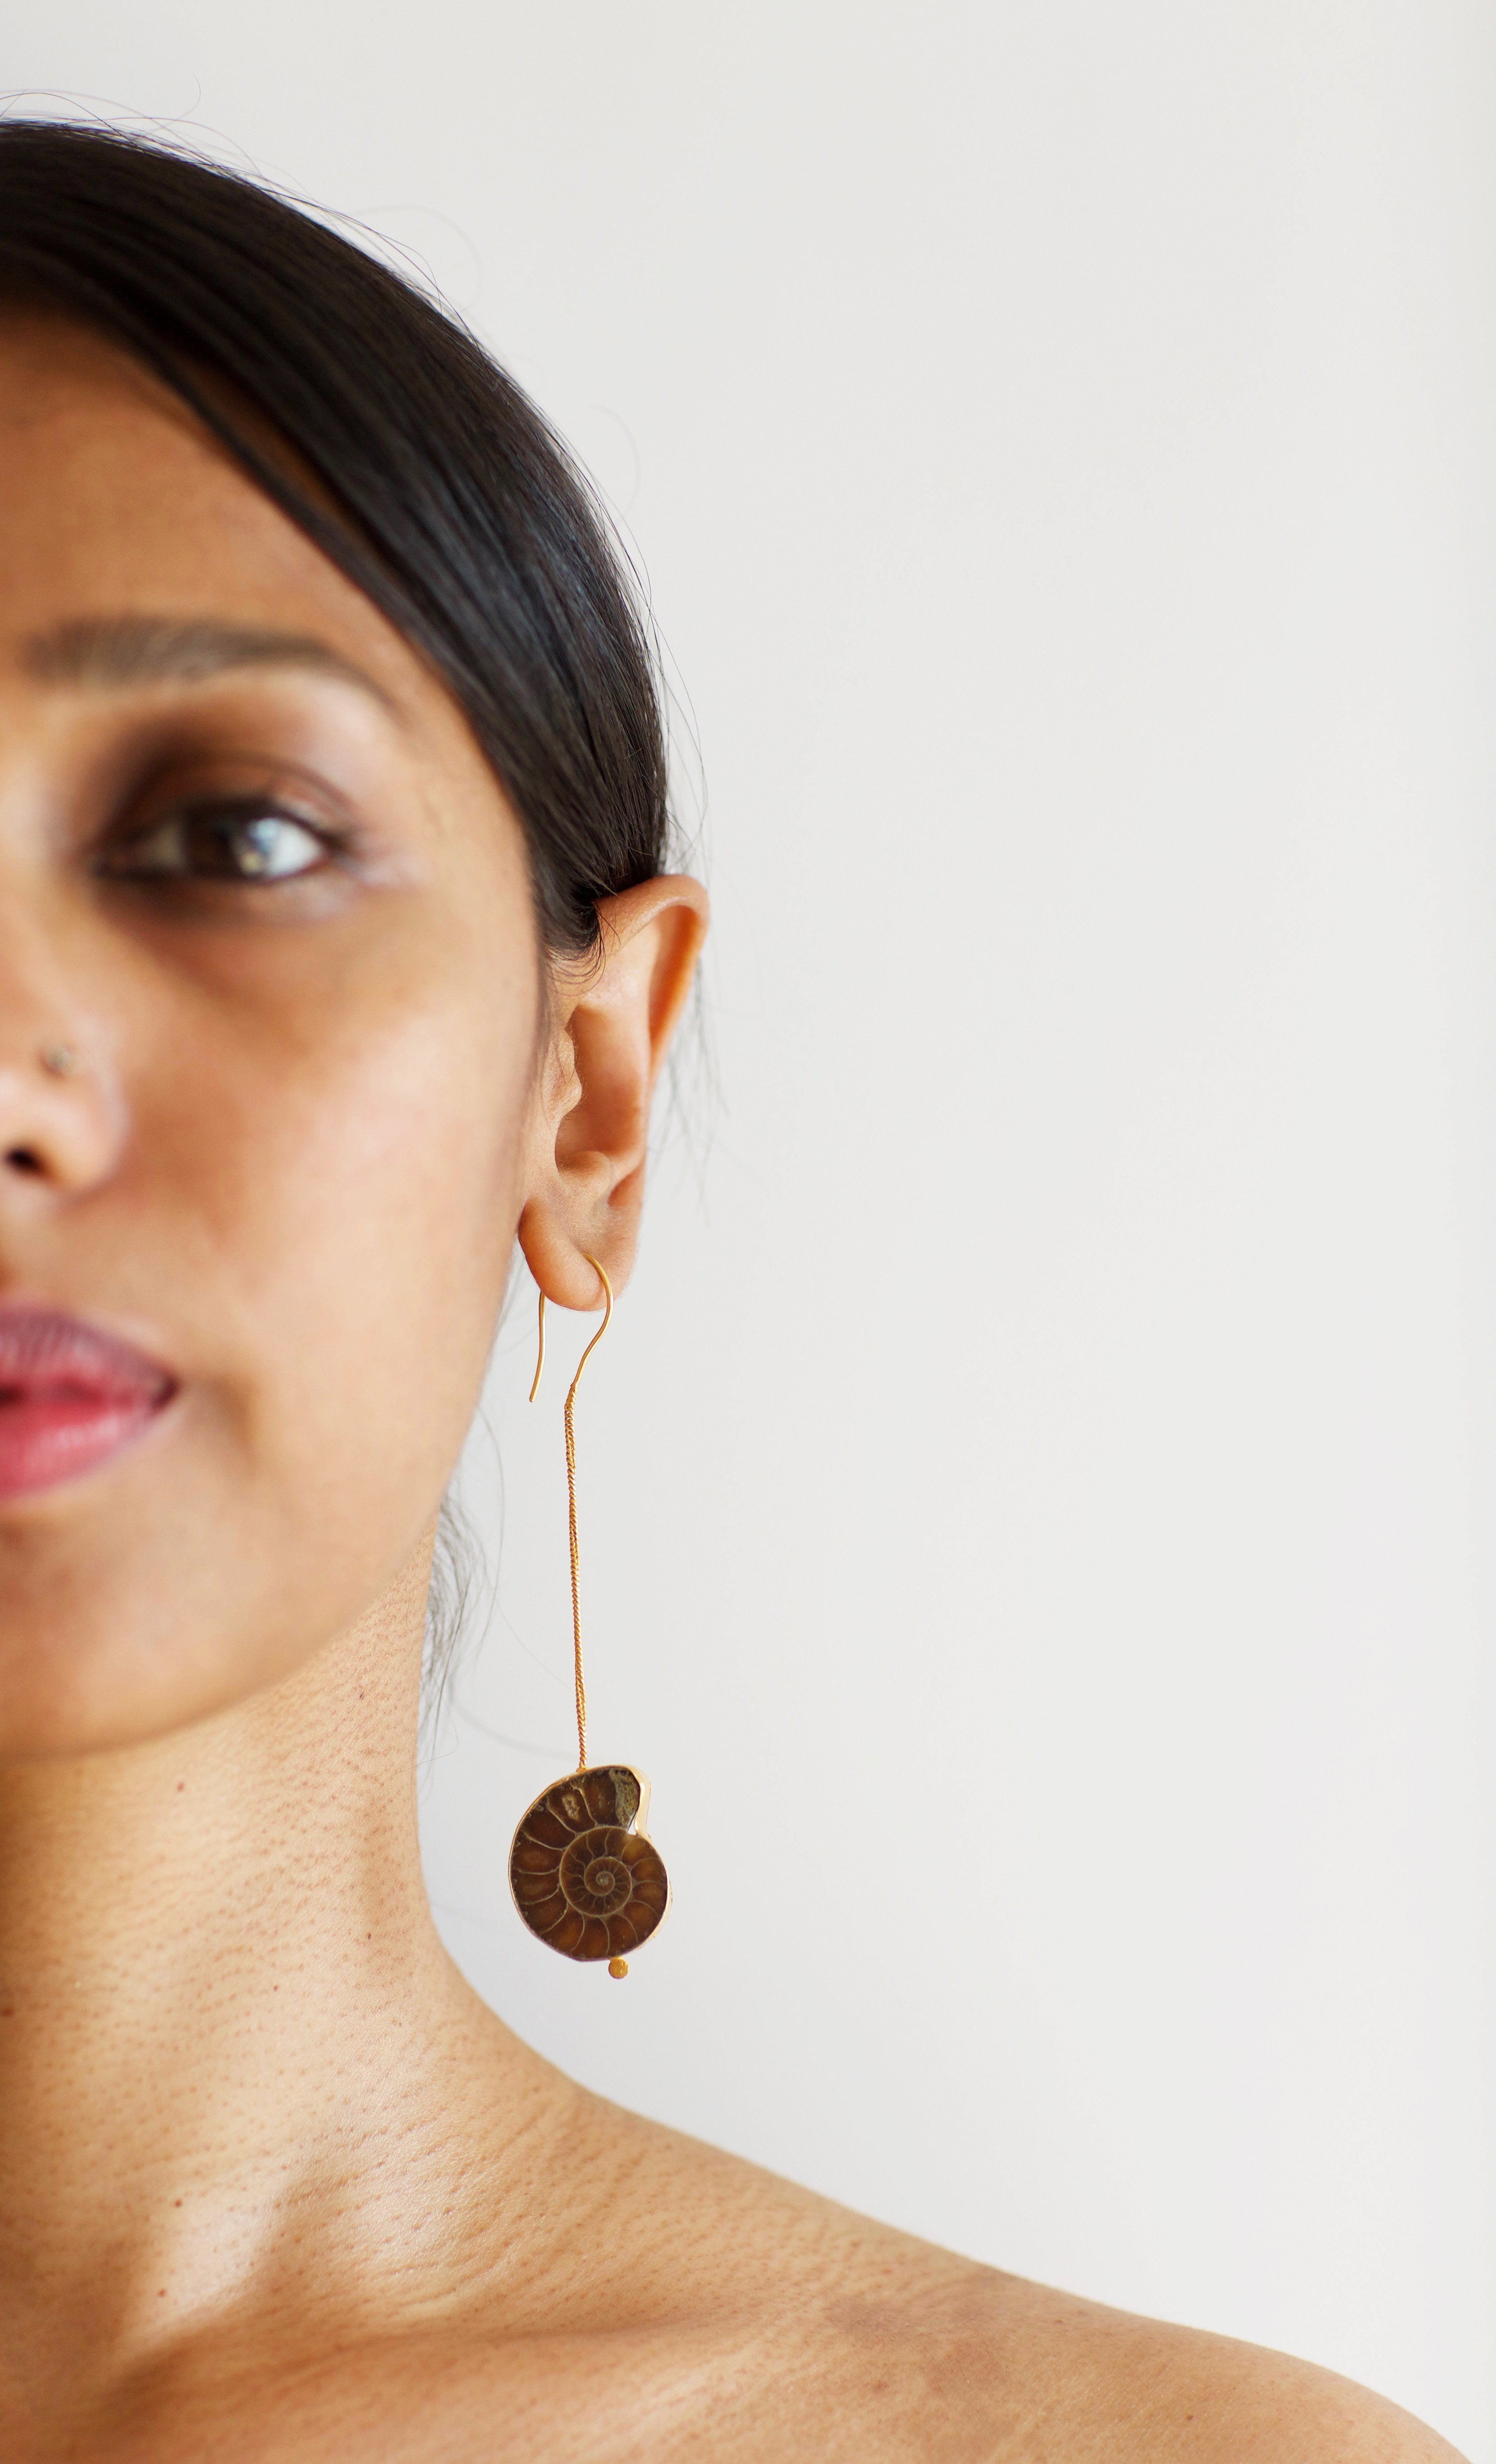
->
[508,1257,669,1980]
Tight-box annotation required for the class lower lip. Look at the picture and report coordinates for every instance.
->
[0,1389,167,1500]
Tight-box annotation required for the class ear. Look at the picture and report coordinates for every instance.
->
[517,874,708,1309]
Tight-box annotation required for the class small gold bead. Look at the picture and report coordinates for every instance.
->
[608,1957,629,1979]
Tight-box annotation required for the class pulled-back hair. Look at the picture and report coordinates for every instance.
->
[0,119,672,959]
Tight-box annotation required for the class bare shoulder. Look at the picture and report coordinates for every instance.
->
[559,2100,1469,2464]
[838,2263,1472,2464]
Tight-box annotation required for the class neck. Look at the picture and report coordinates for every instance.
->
[0,1535,548,2381]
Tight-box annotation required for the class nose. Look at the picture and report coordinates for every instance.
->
[0,841,130,1212]
[0,1031,124,1204]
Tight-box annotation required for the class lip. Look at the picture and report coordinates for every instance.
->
[0,1306,177,1501]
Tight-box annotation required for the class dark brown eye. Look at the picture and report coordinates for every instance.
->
[104,805,331,883]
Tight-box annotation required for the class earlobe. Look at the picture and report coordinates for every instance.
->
[517,874,707,1308]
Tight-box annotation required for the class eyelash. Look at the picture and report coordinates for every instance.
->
[98,797,350,887]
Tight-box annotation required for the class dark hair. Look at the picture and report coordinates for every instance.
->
[0,119,673,959]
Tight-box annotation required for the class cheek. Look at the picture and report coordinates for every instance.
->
[174,1000,531,1510]
[5,960,541,1751]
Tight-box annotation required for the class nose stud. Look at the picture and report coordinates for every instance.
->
[38,1043,82,1079]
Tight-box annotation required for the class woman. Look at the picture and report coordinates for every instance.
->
[0,123,1461,2461]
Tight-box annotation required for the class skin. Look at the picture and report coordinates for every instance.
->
[0,313,1467,2464]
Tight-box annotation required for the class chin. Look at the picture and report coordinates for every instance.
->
[0,1543,341,1765]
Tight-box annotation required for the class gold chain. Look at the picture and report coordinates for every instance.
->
[532,1261,613,1772]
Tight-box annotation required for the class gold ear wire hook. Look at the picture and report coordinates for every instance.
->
[530,1261,613,1769]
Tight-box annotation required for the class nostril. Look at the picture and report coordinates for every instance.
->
[4,1148,44,1175]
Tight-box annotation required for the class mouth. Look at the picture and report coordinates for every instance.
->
[0,1306,177,1501]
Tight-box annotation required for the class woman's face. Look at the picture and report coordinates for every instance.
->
[0,316,546,1755]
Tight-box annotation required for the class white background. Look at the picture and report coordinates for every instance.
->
[3,5,1493,2452]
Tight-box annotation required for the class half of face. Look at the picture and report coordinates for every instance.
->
[0,313,544,1755]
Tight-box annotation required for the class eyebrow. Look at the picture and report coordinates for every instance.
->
[21,615,396,710]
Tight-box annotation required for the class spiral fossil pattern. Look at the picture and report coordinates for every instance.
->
[509,1764,669,1962]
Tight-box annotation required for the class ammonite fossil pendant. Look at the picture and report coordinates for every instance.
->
[509,1764,669,1975]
